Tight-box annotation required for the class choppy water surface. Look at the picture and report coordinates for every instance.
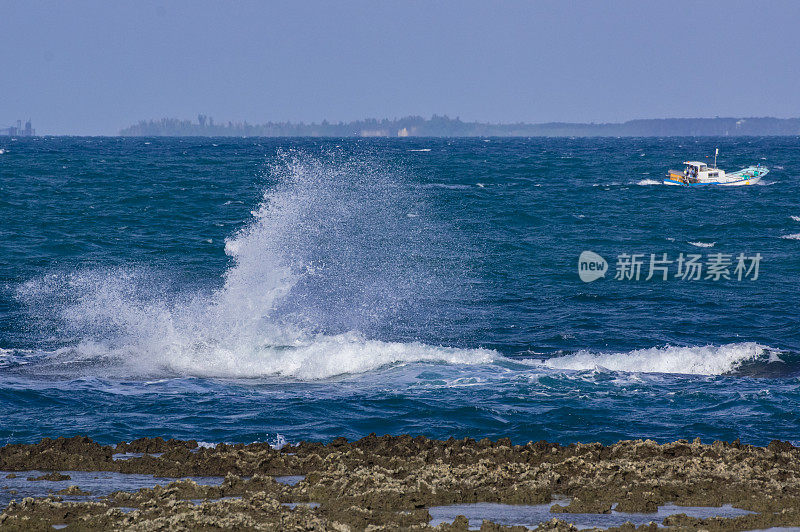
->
[0,136,799,445]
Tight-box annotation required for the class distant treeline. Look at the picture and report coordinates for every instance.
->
[119,115,800,137]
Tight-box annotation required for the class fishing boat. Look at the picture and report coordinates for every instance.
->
[664,150,768,186]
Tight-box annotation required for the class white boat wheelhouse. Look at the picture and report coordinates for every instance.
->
[682,161,725,182]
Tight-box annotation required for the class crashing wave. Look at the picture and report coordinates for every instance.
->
[536,342,777,376]
[14,150,487,380]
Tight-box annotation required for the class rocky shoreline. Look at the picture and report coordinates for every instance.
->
[1,435,799,530]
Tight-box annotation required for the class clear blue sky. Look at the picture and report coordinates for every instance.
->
[2,0,799,135]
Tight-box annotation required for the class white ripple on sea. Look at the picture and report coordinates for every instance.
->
[688,241,715,248]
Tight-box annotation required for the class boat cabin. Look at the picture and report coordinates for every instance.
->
[682,161,721,182]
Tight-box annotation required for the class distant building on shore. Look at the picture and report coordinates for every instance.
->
[0,119,35,136]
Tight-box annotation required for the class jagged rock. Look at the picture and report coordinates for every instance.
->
[2,435,800,530]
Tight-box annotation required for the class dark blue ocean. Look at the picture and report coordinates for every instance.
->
[1,137,799,447]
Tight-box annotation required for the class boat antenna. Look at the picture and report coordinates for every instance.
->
[714,148,718,169]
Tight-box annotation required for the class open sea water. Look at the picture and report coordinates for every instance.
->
[0,136,799,446]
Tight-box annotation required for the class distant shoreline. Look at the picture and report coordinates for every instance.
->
[117,115,800,137]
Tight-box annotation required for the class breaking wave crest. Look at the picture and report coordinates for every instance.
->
[15,150,488,380]
[538,342,779,376]
[33,334,494,380]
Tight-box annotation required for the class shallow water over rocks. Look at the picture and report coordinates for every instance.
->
[428,501,754,529]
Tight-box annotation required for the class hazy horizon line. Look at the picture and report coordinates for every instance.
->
[4,115,800,138]
[121,114,800,125]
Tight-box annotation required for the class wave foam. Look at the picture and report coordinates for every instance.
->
[538,342,775,376]
[636,179,661,186]
[688,241,715,248]
[44,333,495,380]
[16,150,484,380]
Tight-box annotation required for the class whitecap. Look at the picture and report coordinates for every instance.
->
[790,216,800,222]
[533,342,775,376]
[636,179,661,186]
[33,333,495,380]
[781,233,800,240]
[688,241,715,248]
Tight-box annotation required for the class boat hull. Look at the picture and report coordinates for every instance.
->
[716,176,762,186]
[663,166,767,187]
[662,177,762,186]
